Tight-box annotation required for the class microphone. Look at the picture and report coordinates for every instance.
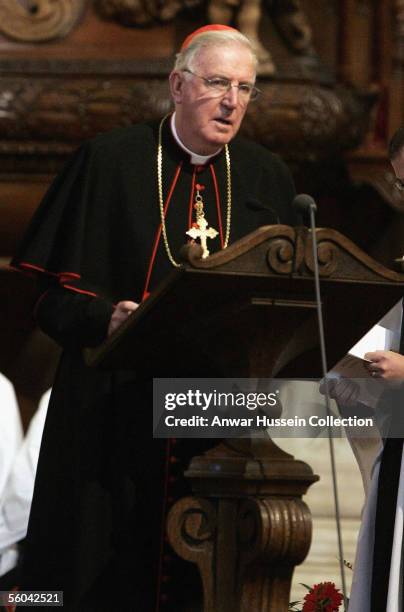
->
[293,193,317,214]
[295,192,348,606]
[246,198,280,224]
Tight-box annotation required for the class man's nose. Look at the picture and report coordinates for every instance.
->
[221,85,239,107]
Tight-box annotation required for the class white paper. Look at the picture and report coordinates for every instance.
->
[332,300,402,379]
[328,300,403,408]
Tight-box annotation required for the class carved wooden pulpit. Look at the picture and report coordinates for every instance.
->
[87,225,404,612]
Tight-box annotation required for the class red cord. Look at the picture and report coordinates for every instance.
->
[142,162,183,301]
[187,167,197,229]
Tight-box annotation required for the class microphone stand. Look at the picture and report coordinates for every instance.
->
[295,195,348,609]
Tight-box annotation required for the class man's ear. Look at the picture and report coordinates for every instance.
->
[169,70,184,104]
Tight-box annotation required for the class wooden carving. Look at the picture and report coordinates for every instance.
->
[0,72,373,174]
[95,0,314,75]
[270,0,312,53]
[95,0,183,25]
[183,225,404,283]
[239,497,312,609]
[207,0,277,74]
[302,227,404,280]
[167,447,316,612]
[166,497,217,610]
[0,0,85,42]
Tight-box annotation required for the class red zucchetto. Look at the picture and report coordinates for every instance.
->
[181,24,240,50]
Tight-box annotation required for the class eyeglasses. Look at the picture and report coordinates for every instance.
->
[394,177,404,192]
[182,69,261,102]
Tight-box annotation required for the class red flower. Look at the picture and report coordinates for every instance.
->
[302,582,343,612]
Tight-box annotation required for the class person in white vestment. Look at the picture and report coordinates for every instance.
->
[341,126,404,611]
[0,377,49,589]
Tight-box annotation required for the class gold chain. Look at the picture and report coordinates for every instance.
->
[157,114,232,268]
[224,144,231,248]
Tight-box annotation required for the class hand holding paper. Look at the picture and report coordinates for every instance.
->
[326,300,403,408]
[365,350,404,380]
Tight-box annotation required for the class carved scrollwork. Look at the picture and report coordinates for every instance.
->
[237,497,313,610]
[317,240,339,275]
[300,228,404,282]
[167,496,216,563]
[0,0,85,42]
[167,493,313,611]
[167,496,217,610]
[266,236,296,274]
[304,235,339,277]
[238,497,312,566]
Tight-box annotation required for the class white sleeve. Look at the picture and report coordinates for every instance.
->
[0,374,23,499]
[0,390,50,562]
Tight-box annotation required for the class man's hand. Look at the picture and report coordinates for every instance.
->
[319,377,360,407]
[364,350,404,380]
[107,300,139,337]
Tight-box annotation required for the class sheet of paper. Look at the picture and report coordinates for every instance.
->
[327,301,403,408]
[332,300,402,378]
[332,354,371,378]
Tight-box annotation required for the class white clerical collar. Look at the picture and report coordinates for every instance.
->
[170,113,221,165]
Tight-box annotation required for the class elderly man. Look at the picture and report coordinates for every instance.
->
[12,25,297,610]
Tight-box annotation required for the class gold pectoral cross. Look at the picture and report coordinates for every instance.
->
[186,189,218,258]
[186,217,218,258]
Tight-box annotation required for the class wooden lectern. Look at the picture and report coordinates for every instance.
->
[87,225,404,612]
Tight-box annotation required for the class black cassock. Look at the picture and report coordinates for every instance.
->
[12,118,298,611]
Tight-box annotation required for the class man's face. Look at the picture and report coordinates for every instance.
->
[391,148,404,191]
[170,43,256,155]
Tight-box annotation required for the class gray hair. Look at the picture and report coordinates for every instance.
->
[174,30,258,74]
